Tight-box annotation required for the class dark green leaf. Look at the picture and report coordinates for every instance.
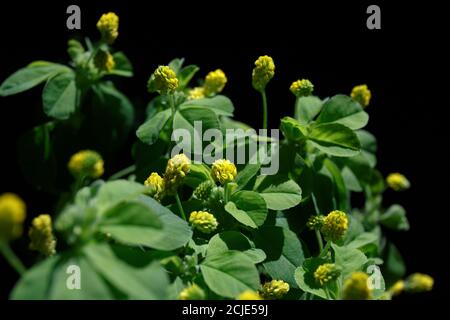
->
[308,123,361,157]
[42,71,77,119]
[253,175,302,210]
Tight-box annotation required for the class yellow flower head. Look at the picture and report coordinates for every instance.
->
[148,65,179,94]
[236,290,263,300]
[321,210,349,242]
[252,55,275,92]
[211,159,237,185]
[144,172,164,199]
[97,12,119,44]
[189,211,218,234]
[29,214,56,257]
[342,272,372,300]
[350,84,371,108]
[261,280,290,299]
[163,153,191,194]
[68,150,104,179]
[389,280,405,296]
[188,87,205,100]
[178,284,206,300]
[204,69,227,96]
[314,263,341,286]
[290,79,314,97]
[405,273,434,292]
[0,193,26,242]
[386,173,410,191]
[94,50,115,72]
[306,215,324,230]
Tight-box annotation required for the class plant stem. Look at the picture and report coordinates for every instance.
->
[224,182,230,203]
[319,241,331,258]
[315,229,324,252]
[108,164,136,181]
[175,192,187,221]
[293,96,299,119]
[261,90,268,129]
[0,242,26,275]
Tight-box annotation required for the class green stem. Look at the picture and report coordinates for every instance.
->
[319,241,331,258]
[85,44,101,66]
[108,164,136,181]
[324,287,332,300]
[293,96,299,119]
[0,242,26,275]
[224,182,230,203]
[261,90,268,129]
[175,192,187,221]
[315,229,324,252]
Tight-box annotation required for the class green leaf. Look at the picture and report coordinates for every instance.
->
[168,58,184,74]
[224,202,258,228]
[180,95,234,117]
[382,242,406,282]
[200,250,260,298]
[136,109,171,145]
[84,243,169,299]
[110,52,133,77]
[295,96,323,125]
[0,62,70,96]
[96,180,146,212]
[323,159,348,211]
[253,175,302,210]
[178,65,199,88]
[294,257,329,299]
[346,232,378,250]
[356,130,377,167]
[332,243,368,278]
[254,226,305,287]
[280,116,307,142]
[184,163,214,188]
[380,204,409,231]
[226,190,268,227]
[316,94,369,130]
[308,123,361,157]
[42,71,77,119]
[235,162,261,191]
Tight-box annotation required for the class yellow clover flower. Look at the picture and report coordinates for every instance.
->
[211,159,237,185]
[144,172,164,199]
[148,65,179,94]
[96,12,119,44]
[321,210,349,242]
[290,79,314,97]
[204,69,227,96]
[260,280,290,299]
[68,150,104,179]
[178,284,206,300]
[189,211,218,234]
[306,215,324,230]
[236,290,263,300]
[350,84,371,108]
[252,55,275,92]
[342,272,372,300]
[94,50,115,72]
[405,273,434,292]
[389,280,405,296]
[29,214,56,257]
[163,153,191,194]
[188,87,205,100]
[314,263,341,286]
[0,193,26,242]
[386,173,410,191]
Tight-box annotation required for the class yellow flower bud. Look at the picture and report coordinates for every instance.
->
[0,193,26,242]
[94,50,115,72]
[290,79,314,97]
[342,272,371,300]
[163,154,191,194]
[68,150,104,179]
[211,159,237,185]
[148,65,179,94]
[405,273,434,292]
[144,172,164,199]
[236,290,263,300]
[314,263,341,286]
[321,210,349,242]
[389,280,405,296]
[204,69,227,96]
[188,87,205,100]
[252,55,275,92]
[29,214,56,257]
[178,284,206,300]
[386,173,410,191]
[96,12,119,44]
[306,215,324,230]
[350,84,371,108]
[189,211,218,234]
[261,280,290,299]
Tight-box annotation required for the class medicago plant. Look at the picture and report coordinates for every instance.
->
[0,12,433,300]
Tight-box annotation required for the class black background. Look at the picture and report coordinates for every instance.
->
[0,0,447,303]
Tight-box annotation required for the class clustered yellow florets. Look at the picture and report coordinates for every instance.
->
[306,215,324,230]
[236,290,263,300]
[386,173,410,191]
[211,159,237,185]
[68,150,104,179]
[96,12,119,44]
[321,210,349,242]
[178,284,206,300]
[163,153,191,195]
[29,214,56,257]
[405,273,434,292]
[188,87,205,100]
[290,79,314,97]
[314,263,341,286]
[94,50,115,72]
[252,55,275,92]
[389,280,405,296]
[350,84,371,108]
[0,193,26,242]
[204,69,227,96]
[144,172,164,199]
[189,211,218,234]
[260,280,290,299]
[149,65,179,94]
[342,271,371,300]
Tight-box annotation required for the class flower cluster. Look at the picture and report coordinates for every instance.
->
[252,55,275,92]
[178,284,206,300]
[96,12,119,44]
[211,159,237,185]
[306,215,324,230]
[350,84,371,108]
[0,193,26,242]
[29,214,56,257]
[290,79,314,97]
[94,50,115,72]
[260,280,290,299]
[144,172,164,199]
[189,211,218,234]
[314,263,341,285]
[163,154,191,195]
[236,290,263,300]
[321,210,349,242]
[386,172,410,191]
[405,273,434,292]
[204,69,227,96]
[68,150,104,179]
[342,271,371,300]
[148,65,179,94]
[188,87,205,100]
